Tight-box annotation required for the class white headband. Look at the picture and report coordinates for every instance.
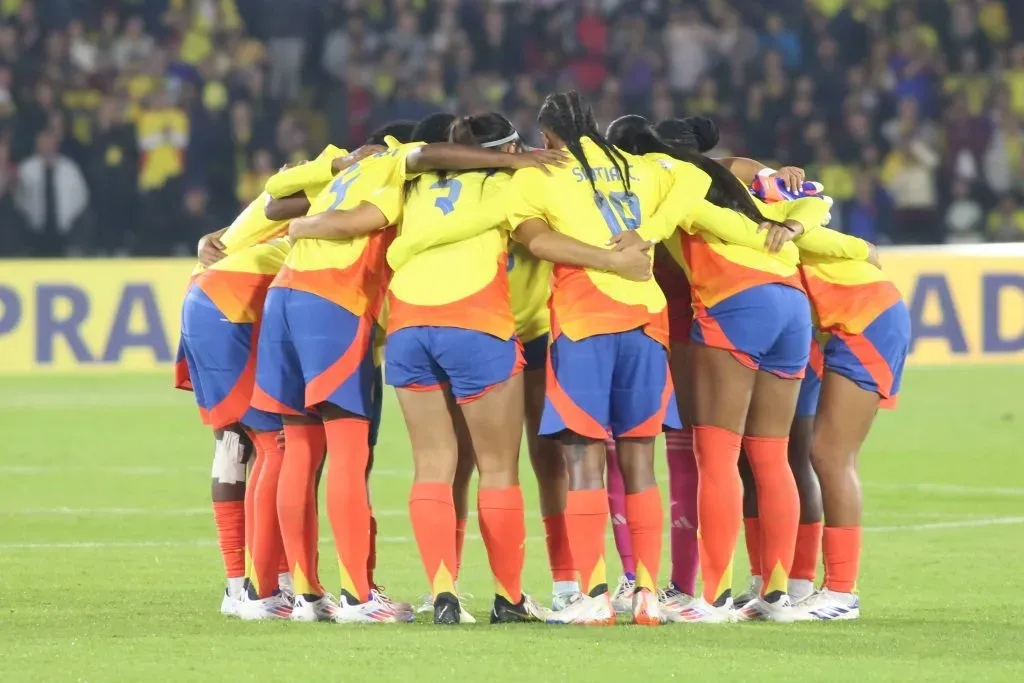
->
[480,131,520,148]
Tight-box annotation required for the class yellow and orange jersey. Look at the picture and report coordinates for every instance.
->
[799,242,902,336]
[272,142,424,321]
[670,195,837,309]
[504,138,678,347]
[189,145,344,323]
[508,241,552,343]
[386,168,516,339]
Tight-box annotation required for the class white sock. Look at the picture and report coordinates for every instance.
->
[749,575,764,594]
[278,572,294,592]
[553,580,580,596]
[227,576,245,599]
[789,578,814,601]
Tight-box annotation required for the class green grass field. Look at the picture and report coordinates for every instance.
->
[1,367,1023,682]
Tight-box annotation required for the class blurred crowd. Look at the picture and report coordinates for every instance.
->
[2,0,1024,258]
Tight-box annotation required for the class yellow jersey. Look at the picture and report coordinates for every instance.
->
[508,242,552,343]
[384,169,516,339]
[271,142,423,321]
[504,138,677,347]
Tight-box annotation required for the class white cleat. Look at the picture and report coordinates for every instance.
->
[736,594,797,623]
[291,593,340,622]
[238,591,293,621]
[734,576,763,609]
[416,593,433,614]
[659,585,695,623]
[795,589,860,621]
[220,588,241,617]
[632,588,666,626]
[552,590,583,612]
[278,572,295,602]
[370,587,414,619]
[674,596,735,623]
[334,592,414,623]
[611,575,636,614]
[788,578,815,604]
[546,592,616,625]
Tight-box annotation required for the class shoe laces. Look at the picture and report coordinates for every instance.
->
[615,576,636,596]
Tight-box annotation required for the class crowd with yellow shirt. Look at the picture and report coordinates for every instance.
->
[3,0,1024,258]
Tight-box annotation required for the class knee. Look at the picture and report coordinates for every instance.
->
[809,436,852,477]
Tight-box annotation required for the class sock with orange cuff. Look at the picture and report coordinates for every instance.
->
[409,482,458,598]
[213,500,246,580]
[542,512,576,583]
[565,489,610,596]
[793,521,823,584]
[248,431,286,597]
[324,417,373,603]
[277,422,326,597]
[744,435,800,601]
[478,486,526,604]
[693,425,743,606]
[625,486,663,593]
[823,526,861,593]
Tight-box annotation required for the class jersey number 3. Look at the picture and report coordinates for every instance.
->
[431,179,463,216]
[596,191,641,235]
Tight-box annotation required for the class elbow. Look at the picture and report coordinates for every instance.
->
[264,203,289,221]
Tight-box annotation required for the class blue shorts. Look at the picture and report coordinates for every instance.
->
[176,286,281,432]
[691,283,812,378]
[385,326,525,403]
[824,301,911,408]
[522,334,549,372]
[252,288,377,418]
[795,339,824,419]
[541,328,681,440]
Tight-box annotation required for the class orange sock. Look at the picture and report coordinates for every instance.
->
[823,526,860,593]
[744,436,799,600]
[478,486,526,604]
[625,486,663,593]
[454,517,468,580]
[542,512,576,582]
[249,431,286,597]
[693,425,743,605]
[565,489,609,596]
[409,482,457,598]
[243,444,261,580]
[323,417,373,603]
[213,500,245,578]
[793,521,823,582]
[367,513,377,588]
[277,423,325,596]
[743,517,761,579]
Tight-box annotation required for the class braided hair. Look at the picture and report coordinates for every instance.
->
[537,91,633,199]
[607,115,776,226]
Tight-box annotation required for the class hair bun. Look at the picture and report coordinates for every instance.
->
[684,116,719,153]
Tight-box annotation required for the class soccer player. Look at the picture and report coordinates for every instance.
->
[383,113,654,620]
[175,147,342,617]
[607,117,867,622]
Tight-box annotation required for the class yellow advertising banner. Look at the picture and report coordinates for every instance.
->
[0,246,1022,374]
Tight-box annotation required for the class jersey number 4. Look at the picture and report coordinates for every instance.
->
[596,191,641,235]
[431,179,463,216]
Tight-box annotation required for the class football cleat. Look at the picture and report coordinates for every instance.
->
[546,591,616,625]
[611,575,636,614]
[433,592,461,625]
[794,589,860,621]
[489,593,548,624]
[238,590,293,621]
[674,596,735,624]
[632,588,666,626]
[736,594,797,623]
[291,593,340,622]
[220,588,240,617]
[659,584,695,623]
[334,591,414,623]
[733,576,763,609]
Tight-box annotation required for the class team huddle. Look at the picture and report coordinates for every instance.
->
[174,89,910,626]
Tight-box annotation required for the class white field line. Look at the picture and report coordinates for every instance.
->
[1,517,1021,551]
[862,482,1024,497]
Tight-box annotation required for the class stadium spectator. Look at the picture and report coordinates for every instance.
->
[14,128,90,256]
[2,0,1024,256]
